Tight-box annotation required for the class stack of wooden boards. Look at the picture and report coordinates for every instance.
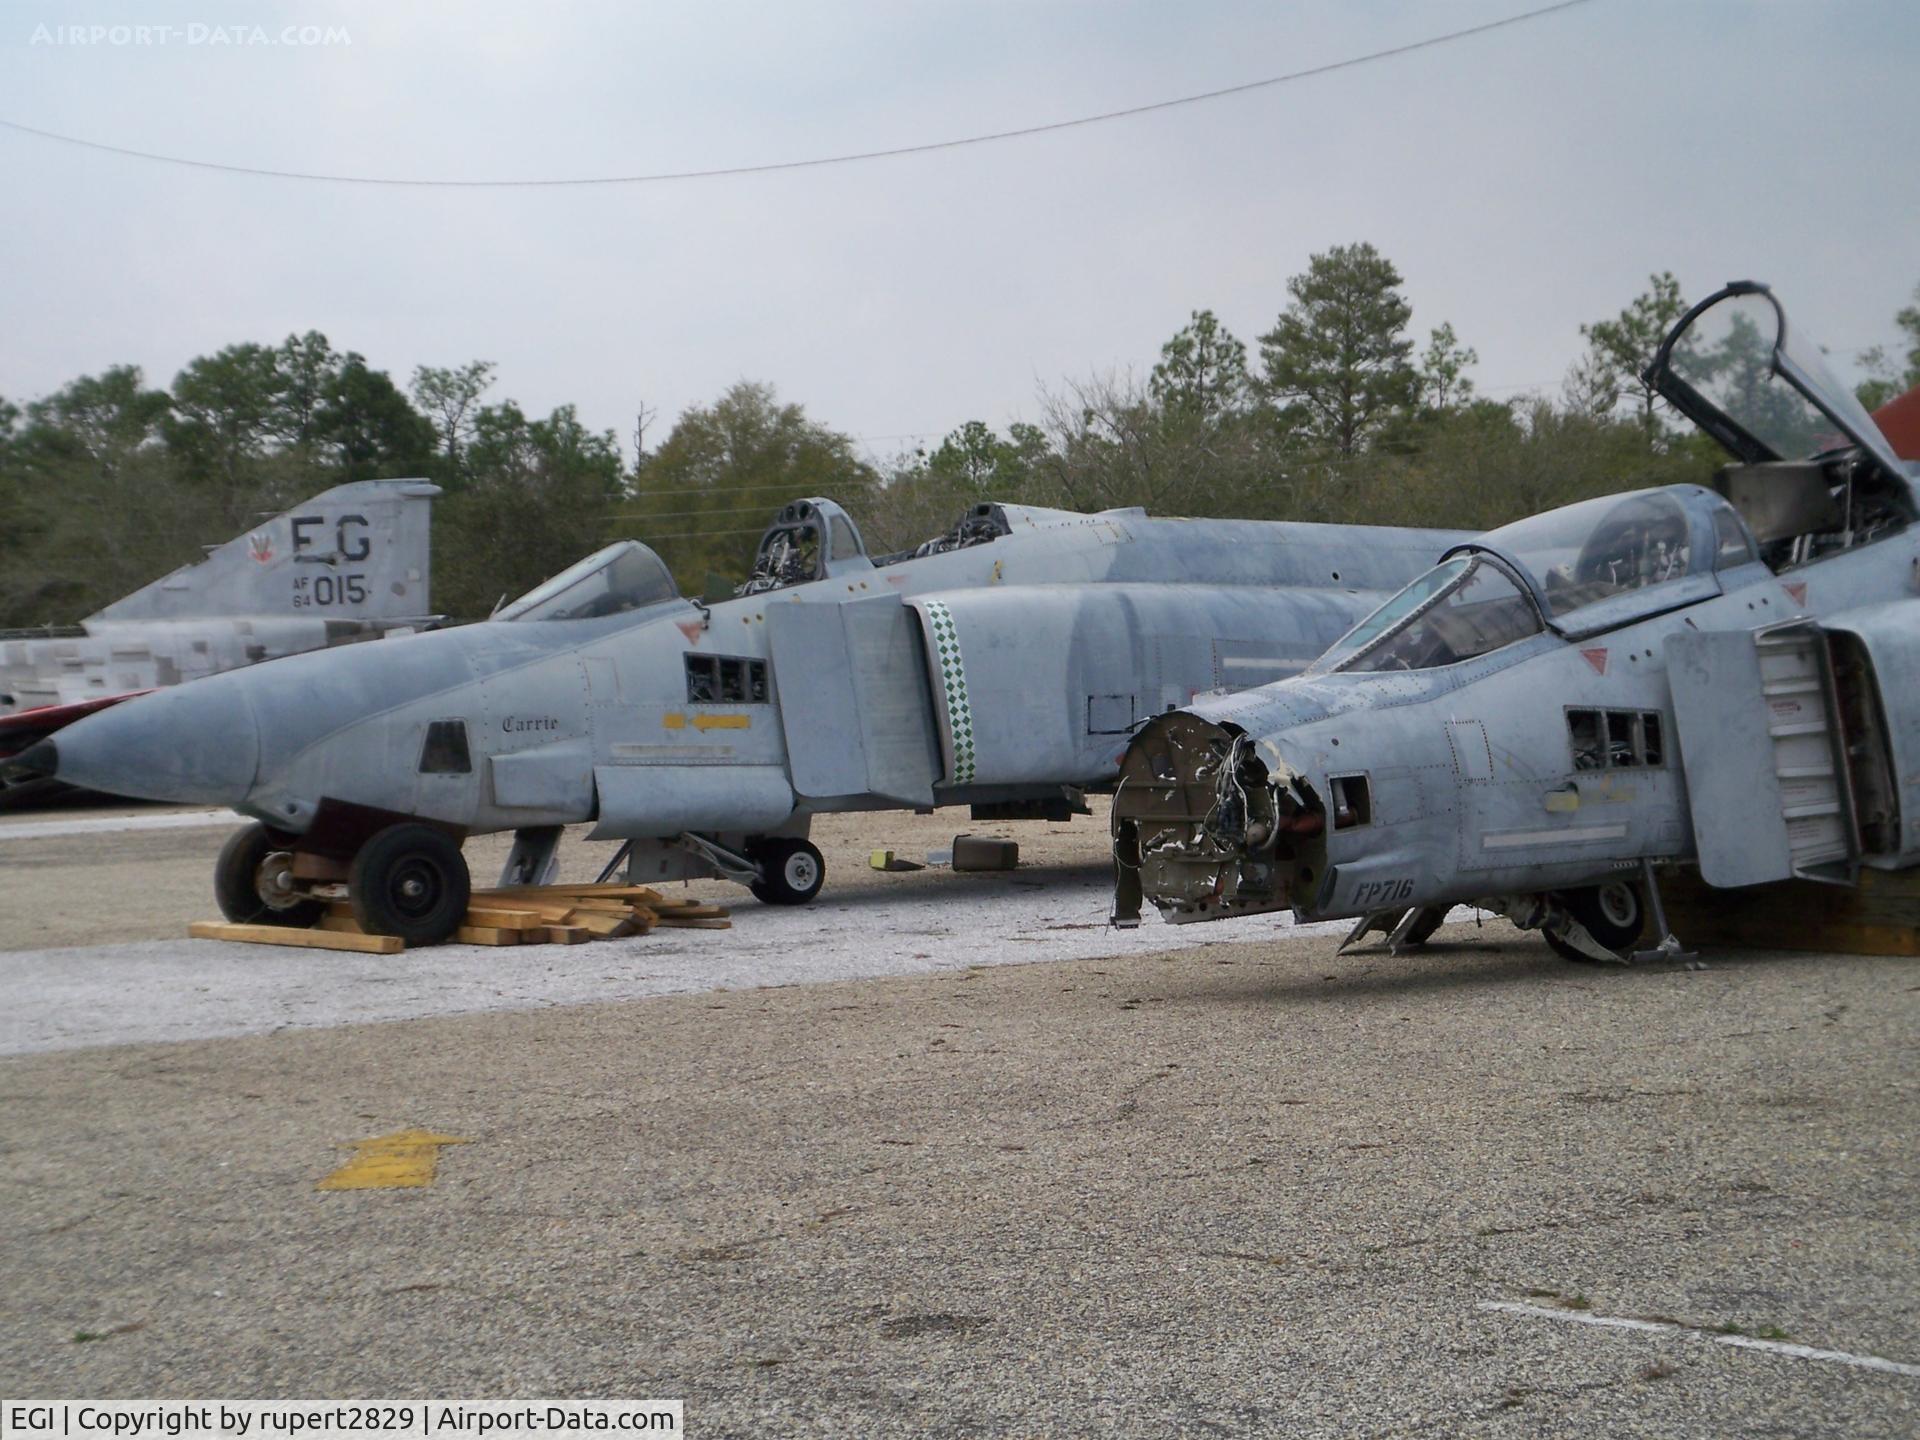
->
[189,883,730,954]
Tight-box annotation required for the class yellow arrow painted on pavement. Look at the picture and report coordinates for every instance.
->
[317,1128,469,1190]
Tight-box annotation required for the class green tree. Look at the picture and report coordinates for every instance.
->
[164,343,287,499]
[1857,282,1920,410]
[435,401,628,617]
[6,367,200,622]
[1578,271,1687,445]
[629,382,877,589]
[1417,322,1479,412]
[1150,310,1251,420]
[273,331,340,452]
[317,355,435,481]
[411,360,497,483]
[1258,242,1416,457]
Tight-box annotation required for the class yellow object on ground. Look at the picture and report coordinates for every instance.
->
[316,1128,469,1190]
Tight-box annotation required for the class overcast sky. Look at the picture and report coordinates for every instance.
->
[3,0,1917,465]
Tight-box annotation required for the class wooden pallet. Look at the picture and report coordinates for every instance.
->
[1660,866,1920,957]
[191,882,730,953]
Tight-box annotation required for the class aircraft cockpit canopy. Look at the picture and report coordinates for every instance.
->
[1647,281,1915,569]
[738,498,873,595]
[1314,554,1543,675]
[1475,487,1755,618]
[494,541,680,623]
[1314,485,1761,673]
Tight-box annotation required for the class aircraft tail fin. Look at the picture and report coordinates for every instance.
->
[87,478,441,626]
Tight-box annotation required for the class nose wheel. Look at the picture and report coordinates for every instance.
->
[748,837,825,905]
[214,821,326,927]
[349,822,472,946]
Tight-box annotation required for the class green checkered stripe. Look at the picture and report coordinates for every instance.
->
[922,601,976,784]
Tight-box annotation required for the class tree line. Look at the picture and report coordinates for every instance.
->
[4,247,1916,627]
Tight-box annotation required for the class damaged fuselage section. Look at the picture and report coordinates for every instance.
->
[1112,712,1327,926]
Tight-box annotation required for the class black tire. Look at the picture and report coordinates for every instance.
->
[215,821,325,927]
[349,823,471,946]
[747,837,825,906]
[1547,879,1645,961]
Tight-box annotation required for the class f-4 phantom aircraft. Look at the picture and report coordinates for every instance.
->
[1112,281,1920,961]
[0,479,439,802]
[19,496,1465,943]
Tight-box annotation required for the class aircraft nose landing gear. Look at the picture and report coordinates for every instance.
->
[348,822,472,946]
[215,821,327,927]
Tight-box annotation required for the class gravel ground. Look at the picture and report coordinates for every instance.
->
[3,926,1916,1435]
[2,796,1914,1434]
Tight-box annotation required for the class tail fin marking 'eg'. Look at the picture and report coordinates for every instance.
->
[86,478,441,625]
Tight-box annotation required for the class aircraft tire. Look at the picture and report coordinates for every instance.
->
[350,823,472,946]
[1547,880,1645,961]
[215,821,326,928]
[748,837,825,906]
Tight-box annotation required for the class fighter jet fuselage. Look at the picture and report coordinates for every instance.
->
[1114,282,1920,961]
[30,497,1467,939]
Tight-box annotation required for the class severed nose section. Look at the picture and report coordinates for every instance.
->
[41,679,261,804]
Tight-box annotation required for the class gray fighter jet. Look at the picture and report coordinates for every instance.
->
[1112,281,1920,961]
[19,496,1464,942]
[0,478,439,803]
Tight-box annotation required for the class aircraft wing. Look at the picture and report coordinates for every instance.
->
[0,691,150,761]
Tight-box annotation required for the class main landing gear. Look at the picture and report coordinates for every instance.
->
[747,837,825,905]
[609,831,828,906]
[1544,878,1647,962]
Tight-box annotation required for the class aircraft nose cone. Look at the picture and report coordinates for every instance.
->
[49,681,261,804]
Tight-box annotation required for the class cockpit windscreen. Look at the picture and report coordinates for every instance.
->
[1317,554,1543,674]
[495,541,679,622]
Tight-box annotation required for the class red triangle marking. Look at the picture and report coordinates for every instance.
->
[675,620,703,644]
[1782,581,1808,607]
[1581,648,1609,676]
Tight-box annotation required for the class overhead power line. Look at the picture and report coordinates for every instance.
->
[0,1,1594,188]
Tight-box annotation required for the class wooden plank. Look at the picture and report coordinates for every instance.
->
[463,907,546,930]
[562,910,640,938]
[653,901,729,919]
[546,899,648,916]
[478,884,666,904]
[542,926,593,945]
[189,920,402,954]
[453,925,525,946]
[315,914,367,935]
[654,915,732,930]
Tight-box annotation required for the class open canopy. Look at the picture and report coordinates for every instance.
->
[1647,281,1909,484]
